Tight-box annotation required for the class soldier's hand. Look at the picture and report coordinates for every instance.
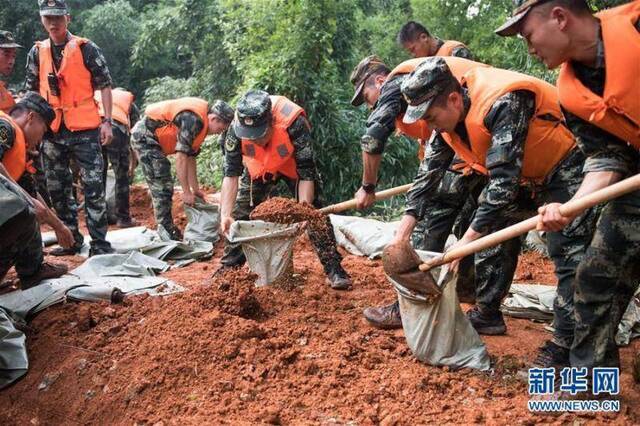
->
[220,215,234,235]
[537,203,572,232]
[54,224,75,249]
[355,187,376,209]
[193,189,206,202]
[182,191,196,206]
[128,148,138,179]
[32,198,49,221]
[100,122,114,146]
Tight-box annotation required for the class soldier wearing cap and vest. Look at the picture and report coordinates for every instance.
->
[218,89,352,290]
[131,98,233,241]
[496,0,640,376]
[350,55,489,328]
[397,21,473,60]
[25,0,115,257]
[0,31,22,114]
[95,87,139,228]
[394,58,597,353]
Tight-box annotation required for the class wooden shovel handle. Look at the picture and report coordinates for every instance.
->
[419,174,640,271]
[319,183,413,215]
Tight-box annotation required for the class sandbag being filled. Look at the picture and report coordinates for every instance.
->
[183,198,220,243]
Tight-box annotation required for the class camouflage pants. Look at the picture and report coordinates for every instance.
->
[102,126,132,222]
[131,120,178,235]
[42,128,110,250]
[220,170,345,277]
[571,189,640,369]
[475,148,598,348]
[0,207,43,281]
[29,149,52,206]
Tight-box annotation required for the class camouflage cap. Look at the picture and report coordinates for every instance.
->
[401,57,456,124]
[16,91,55,130]
[350,55,390,107]
[495,0,549,36]
[39,0,69,17]
[211,99,234,123]
[233,90,272,140]
[0,31,22,49]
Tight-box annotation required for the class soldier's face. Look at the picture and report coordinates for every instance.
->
[422,92,463,133]
[207,114,230,135]
[402,34,431,58]
[41,15,70,39]
[250,126,273,147]
[19,112,47,150]
[0,48,17,76]
[518,7,572,69]
[362,74,386,108]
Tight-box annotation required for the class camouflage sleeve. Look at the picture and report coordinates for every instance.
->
[222,123,244,177]
[288,115,319,181]
[405,132,455,219]
[24,45,40,92]
[562,107,638,176]
[471,90,535,234]
[174,111,205,157]
[80,41,113,91]
[0,118,16,161]
[451,45,474,60]
[361,77,405,155]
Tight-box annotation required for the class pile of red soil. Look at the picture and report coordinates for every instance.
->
[250,197,327,231]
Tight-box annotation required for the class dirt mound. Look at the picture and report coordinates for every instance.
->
[250,196,327,230]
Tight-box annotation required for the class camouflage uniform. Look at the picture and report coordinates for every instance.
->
[24,32,113,251]
[131,110,203,238]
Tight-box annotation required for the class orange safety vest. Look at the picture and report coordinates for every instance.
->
[0,112,26,181]
[387,57,490,159]
[435,40,468,57]
[557,1,640,149]
[145,97,209,155]
[37,35,101,133]
[442,67,576,182]
[95,89,135,129]
[241,96,304,181]
[0,82,15,114]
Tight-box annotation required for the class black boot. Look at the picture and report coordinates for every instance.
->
[466,306,507,335]
[363,300,402,330]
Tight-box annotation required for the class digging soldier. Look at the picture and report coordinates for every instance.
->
[496,0,640,379]
[131,98,233,240]
[25,0,115,256]
[0,31,22,114]
[351,54,488,328]
[395,58,597,367]
[95,87,139,228]
[218,89,352,290]
[397,21,473,60]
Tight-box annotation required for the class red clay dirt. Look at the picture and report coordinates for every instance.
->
[1,186,638,425]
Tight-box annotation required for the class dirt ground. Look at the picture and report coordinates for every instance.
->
[1,185,638,425]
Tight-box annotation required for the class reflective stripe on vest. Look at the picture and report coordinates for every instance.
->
[0,82,15,114]
[37,35,101,133]
[557,1,640,149]
[241,95,304,181]
[0,112,26,181]
[435,40,467,56]
[95,89,135,129]
[442,67,576,182]
[145,97,209,155]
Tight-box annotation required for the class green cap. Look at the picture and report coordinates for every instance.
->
[0,31,22,49]
[495,0,548,37]
[401,57,455,124]
[16,91,56,131]
[349,55,390,106]
[211,99,234,123]
[39,0,69,17]
[233,90,272,140]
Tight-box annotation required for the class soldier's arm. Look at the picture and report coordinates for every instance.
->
[288,115,318,182]
[361,77,404,156]
[220,125,243,231]
[469,90,534,235]
[451,45,474,60]
[129,103,141,128]
[0,118,16,162]
[222,124,244,178]
[24,45,40,92]
[80,41,113,90]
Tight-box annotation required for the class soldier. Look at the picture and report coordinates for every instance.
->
[95,87,139,228]
[25,0,115,256]
[131,98,233,240]
[0,31,22,113]
[397,21,473,60]
[350,55,487,328]
[395,58,596,365]
[217,89,352,290]
[496,0,640,376]
[0,92,73,289]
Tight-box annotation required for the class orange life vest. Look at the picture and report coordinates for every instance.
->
[387,57,490,159]
[145,97,209,155]
[0,112,26,181]
[0,82,15,114]
[435,40,468,57]
[95,89,135,129]
[241,96,304,181]
[557,1,640,149]
[36,35,101,133]
[442,67,576,182]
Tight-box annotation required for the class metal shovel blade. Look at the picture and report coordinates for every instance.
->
[382,242,442,298]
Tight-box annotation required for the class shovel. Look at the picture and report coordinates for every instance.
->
[384,174,640,296]
[319,183,413,215]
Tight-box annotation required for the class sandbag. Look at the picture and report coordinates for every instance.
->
[184,198,220,243]
[0,307,28,390]
[227,220,304,286]
[390,250,491,371]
